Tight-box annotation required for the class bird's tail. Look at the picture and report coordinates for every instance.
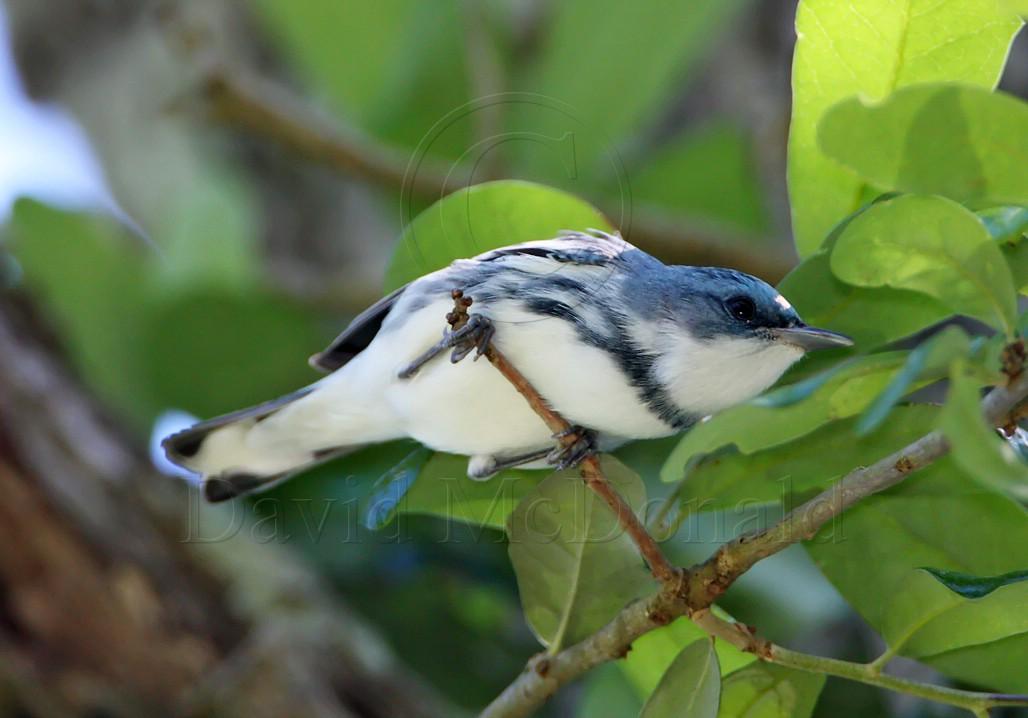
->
[161,386,360,503]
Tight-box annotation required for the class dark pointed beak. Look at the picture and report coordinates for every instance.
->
[773,325,854,351]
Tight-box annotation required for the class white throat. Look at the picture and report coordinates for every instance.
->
[654,331,804,416]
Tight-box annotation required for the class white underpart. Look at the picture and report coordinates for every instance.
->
[655,331,804,416]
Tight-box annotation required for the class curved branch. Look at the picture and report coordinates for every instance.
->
[197,66,795,281]
[480,363,1028,718]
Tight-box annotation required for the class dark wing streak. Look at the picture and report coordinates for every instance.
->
[309,284,407,373]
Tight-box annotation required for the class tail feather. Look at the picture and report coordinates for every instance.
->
[161,386,355,502]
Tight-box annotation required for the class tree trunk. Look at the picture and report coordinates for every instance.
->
[0,293,455,718]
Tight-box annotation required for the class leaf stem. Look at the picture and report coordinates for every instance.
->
[770,645,1027,715]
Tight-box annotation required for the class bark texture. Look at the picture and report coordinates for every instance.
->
[0,293,453,718]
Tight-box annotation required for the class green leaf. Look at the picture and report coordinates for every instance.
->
[855,326,971,435]
[880,568,1028,674]
[922,567,1028,599]
[385,180,612,290]
[507,457,650,651]
[807,459,1028,691]
[401,452,547,529]
[787,0,1022,255]
[819,85,1028,207]
[717,662,824,718]
[661,353,907,482]
[628,123,769,234]
[513,0,749,172]
[672,405,938,516]
[938,364,1028,500]
[621,613,754,699]
[639,639,720,718]
[829,194,1018,335]
[779,248,950,351]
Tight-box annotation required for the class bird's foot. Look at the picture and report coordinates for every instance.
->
[548,426,598,470]
[449,314,495,363]
[398,313,495,379]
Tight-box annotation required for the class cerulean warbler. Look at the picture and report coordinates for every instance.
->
[163,229,852,501]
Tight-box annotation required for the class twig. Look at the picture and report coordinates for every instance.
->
[447,293,677,583]
[196,65,795,281]
[689,609,1027,716]
[480,360,1028,717]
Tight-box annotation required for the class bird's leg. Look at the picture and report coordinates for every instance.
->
[547,426,599,470]
[467,447,553,480]
[397,309,494,379]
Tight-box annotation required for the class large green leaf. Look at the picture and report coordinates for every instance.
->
[512,0,749,174]
[507,457,650,651]
[830,194,1018,335]
[671,405,937,516]
[807,460,1028,691]
[880,569,1028,672]
[639,639,720,718]
[620,612,755,699]
[819,85,1028,207]
[718,662,824,718]
[787,0,1022,255]
[661,353,907,482]
[779,247,949,351]
[385,180,612,290]
[938,364,1028,500]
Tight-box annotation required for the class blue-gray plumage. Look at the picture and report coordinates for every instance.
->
[163,230,851,501]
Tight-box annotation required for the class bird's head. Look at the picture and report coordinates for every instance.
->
[679,268,853,351]
[652,267,853,415]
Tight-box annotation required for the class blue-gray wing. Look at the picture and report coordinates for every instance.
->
[309,230,632,373]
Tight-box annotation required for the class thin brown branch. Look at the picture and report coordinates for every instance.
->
[196,65,795,281]
[446,292,676,584]
[480,358,1028,717]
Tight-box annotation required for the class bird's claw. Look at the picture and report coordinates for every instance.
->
[548,426,598,470]
[398,314,495,378]
[449,314,495,363]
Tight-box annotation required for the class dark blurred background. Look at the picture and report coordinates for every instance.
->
[0,1,1025,716]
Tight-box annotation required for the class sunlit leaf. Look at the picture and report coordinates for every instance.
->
[830,194,1017,335]
[639,638,720,718]
[507,457,650,650]
[788,0,1021,255]
[819,85,1028,208]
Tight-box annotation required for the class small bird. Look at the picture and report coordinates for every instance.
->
[163,230,852,501]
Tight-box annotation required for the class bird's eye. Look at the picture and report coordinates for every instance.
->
[725,296,756,322]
